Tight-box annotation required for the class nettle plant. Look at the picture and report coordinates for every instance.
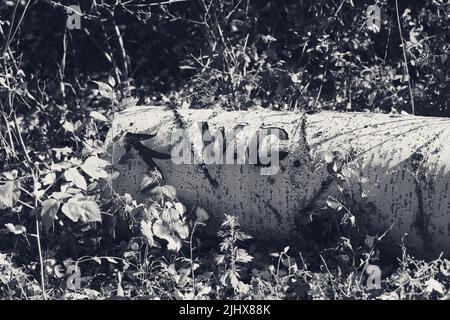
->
[215,214,254,296]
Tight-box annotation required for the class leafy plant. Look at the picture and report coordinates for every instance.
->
[215,214,253,296]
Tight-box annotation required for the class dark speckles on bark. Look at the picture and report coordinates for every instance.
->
[255,193,283,222]
[109,107,450,256]
[299,114,312,163]
[268,176,276,185]
[200,165,219,189]
[409,151,433,253]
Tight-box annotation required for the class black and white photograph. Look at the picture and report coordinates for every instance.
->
[0,0,450,306]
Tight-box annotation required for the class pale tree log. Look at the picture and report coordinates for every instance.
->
[105,106,450,257]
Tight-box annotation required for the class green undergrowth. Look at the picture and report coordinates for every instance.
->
[1,76,450,300]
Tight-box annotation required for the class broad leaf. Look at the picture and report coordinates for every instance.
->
[42,172,56,186]
[174,202,185,216]
[4,223,26,235]
[326,197,343,211]
[173,221,189,239]
[61,197,101,223]
[93,81,114,100]
[89,111,109,123]
[151,185,177,202]
[140,171,162,192]
[324,151,335,163]
[64,168,87,190]
[195,207,209,223]
[51,162,72,172]
[0,181,21,209]
[41,199,61,232]
[153,221,182,252]
[80,156,109,179]
[424,278,445,295]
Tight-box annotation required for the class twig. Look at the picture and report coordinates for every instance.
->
[59,27,68,101]
[100,22,121,83]
[189,222,203,294]
[35,201,47,299]
[8,0,32,47]
[84,28,114,64]
[109,10,129,80]
[2,0,19,54]
[313,70,327,110]
[395,0,415,115]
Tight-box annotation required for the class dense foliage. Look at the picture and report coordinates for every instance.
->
[0,0,449,299]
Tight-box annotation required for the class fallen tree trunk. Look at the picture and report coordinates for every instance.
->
[105,106,450,257]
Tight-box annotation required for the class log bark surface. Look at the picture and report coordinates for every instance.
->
[106,106,450,257]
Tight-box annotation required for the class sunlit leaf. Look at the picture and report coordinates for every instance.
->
[140,171,162,192]
[64,167,87,190]
[92,257,102,264]
[80,156,109,179]
[195,207,209,223]
[41,198,60,232]
[61,197,101,223]
[51,162,72,172]
[106,257,117,264]
[326,197,342,211]
[89,111,109,123]
[235,249,253,264]
[107,75,116,87]
[424,278,445,295]
[153,221,181,252]
[4,223,26,235]
[42,172,57,186]
[150,185,177,202]
[0,180,20,209]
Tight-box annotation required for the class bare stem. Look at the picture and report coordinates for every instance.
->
[395,0,415,115]
[35,201,47,299]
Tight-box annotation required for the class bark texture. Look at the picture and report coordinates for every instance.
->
[106,106,450,257]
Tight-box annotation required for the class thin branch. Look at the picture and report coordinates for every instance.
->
[395,0,415,115]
